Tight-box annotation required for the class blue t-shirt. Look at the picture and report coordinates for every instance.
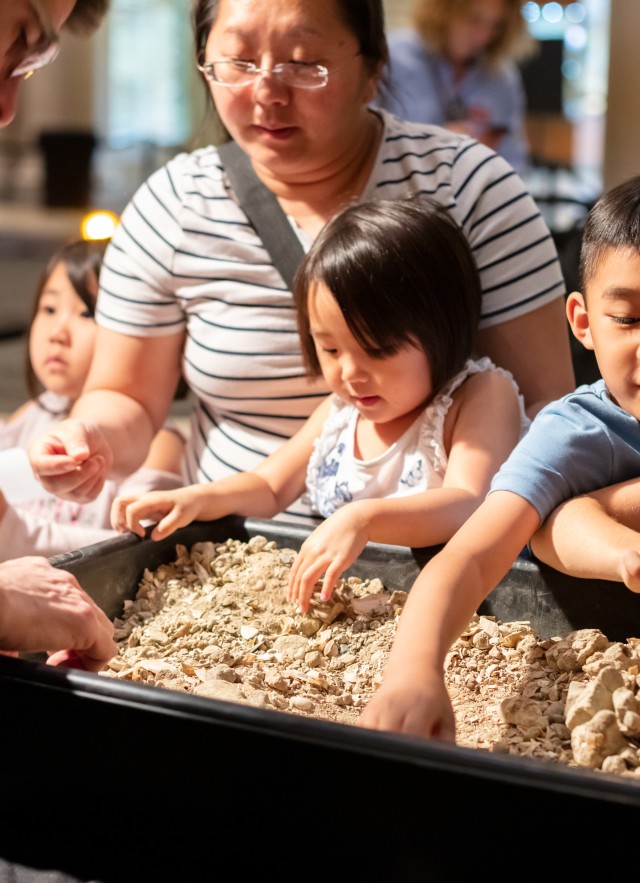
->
[490,380,640,522]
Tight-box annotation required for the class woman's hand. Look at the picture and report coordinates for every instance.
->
[287,504,370,613]
[28,418,113,503]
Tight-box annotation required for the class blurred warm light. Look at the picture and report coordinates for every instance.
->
[80,210,119,241]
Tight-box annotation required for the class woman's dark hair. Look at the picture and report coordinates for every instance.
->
[25,238,108,399]
[294,196,482,398]
[579,175,640,293]
[191,0,388,135]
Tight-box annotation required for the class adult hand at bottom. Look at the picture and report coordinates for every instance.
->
[0,557,116,671]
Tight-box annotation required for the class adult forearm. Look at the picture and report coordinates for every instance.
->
[476,299,576,419]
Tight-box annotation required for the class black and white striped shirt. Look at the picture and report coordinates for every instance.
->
[97,109,564,525]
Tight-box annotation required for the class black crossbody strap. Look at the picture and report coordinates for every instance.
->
[218,140,304,290]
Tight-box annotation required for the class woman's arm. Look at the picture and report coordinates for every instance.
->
[476,298,576,419]
[140,425,186,477]
[530,478,640,589]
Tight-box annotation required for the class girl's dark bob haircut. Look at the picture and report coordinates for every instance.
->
[294,196,482,397]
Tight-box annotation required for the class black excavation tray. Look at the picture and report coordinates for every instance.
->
[2,516,640,882]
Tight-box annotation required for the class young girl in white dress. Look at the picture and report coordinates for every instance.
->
[111,197,527,612]
[0,238,186,560]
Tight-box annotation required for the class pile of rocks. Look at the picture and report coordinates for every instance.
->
[101,535,640,780]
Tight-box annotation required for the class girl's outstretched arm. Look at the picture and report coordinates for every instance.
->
[112,398,331,541]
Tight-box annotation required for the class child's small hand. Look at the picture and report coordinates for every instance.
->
[110,487,203,540]
[358,670,456,743]
[287,506,370,613]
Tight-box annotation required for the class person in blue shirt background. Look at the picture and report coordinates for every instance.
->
[375,0,536,177]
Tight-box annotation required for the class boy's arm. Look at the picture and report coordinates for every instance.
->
[358,491,540,741]
[530,479,640,589]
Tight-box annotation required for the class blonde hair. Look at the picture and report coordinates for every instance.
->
[413,0,536,65]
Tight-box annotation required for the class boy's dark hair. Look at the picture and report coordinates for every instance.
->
[580,175,640,291]
[25,238,108,399]
[65,0,111,35]
[294,196,482,397]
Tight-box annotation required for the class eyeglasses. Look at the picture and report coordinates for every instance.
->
[196,59,329,90]
[9,0,61,80]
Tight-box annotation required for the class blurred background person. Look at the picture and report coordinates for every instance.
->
[0,236,185,561]
[375,0,536,177]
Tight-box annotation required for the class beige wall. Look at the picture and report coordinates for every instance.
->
[0,28,103,146]
[603,0,640,191]
[384,0,413,32]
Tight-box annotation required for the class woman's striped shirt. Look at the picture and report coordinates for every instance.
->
[96,108,565,525]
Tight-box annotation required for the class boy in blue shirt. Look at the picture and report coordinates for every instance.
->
[359,174,640,742]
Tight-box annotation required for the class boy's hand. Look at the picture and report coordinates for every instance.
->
[358,670,456,743]
[287,506,370,613]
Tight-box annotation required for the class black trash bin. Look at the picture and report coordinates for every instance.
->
[38,128,97,208]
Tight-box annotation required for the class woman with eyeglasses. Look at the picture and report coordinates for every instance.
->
[28,0,574,528]
[375,0,535,177]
